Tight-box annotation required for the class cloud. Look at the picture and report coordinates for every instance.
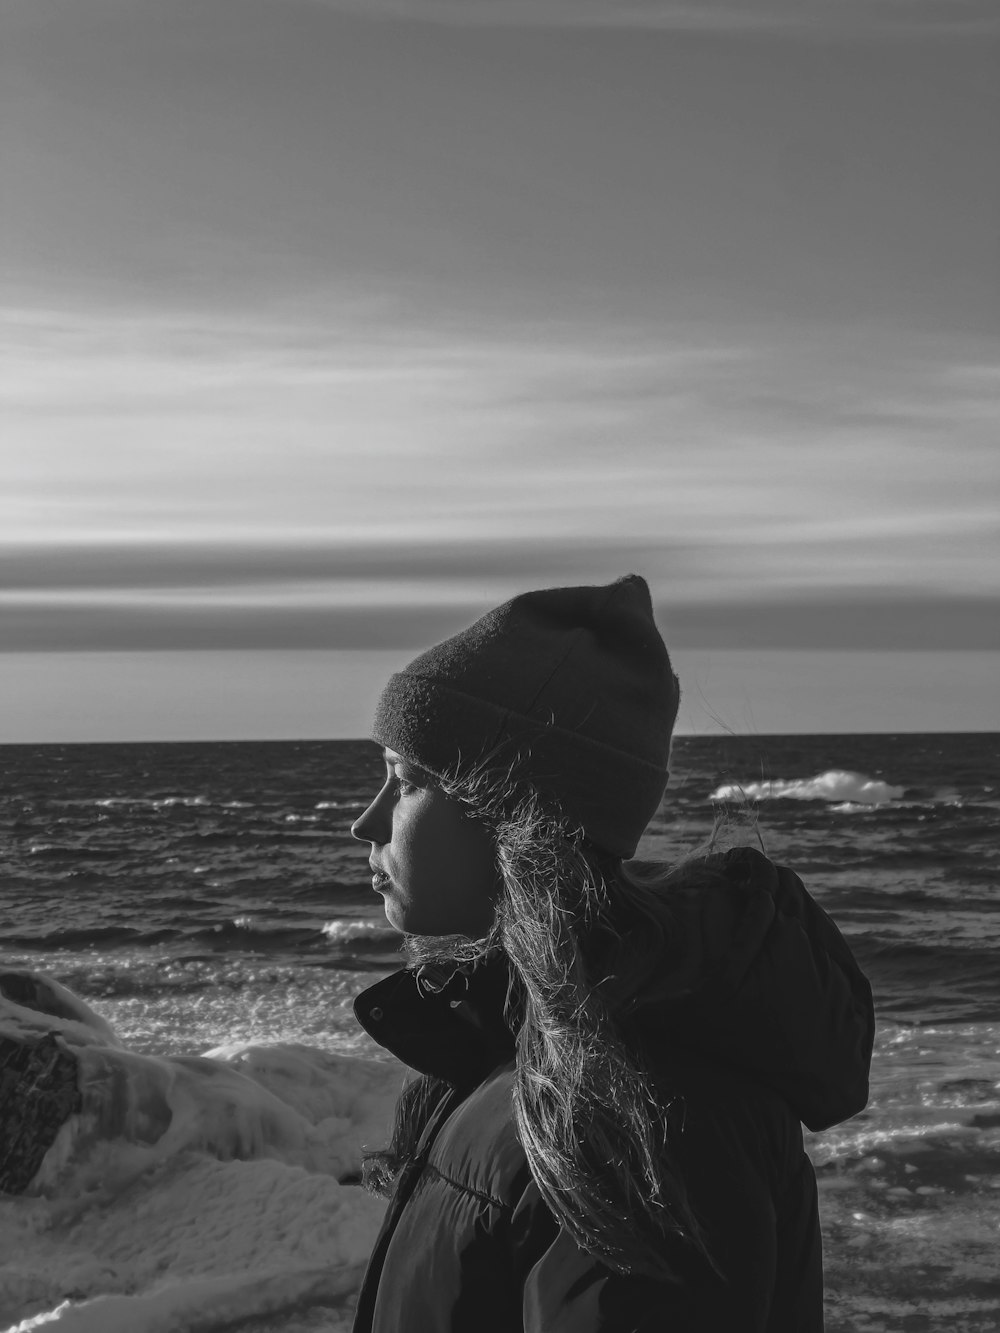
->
[305,0,1000,35]
[3,305,997,611]
[0,537,694,593]
[2,585,998,651]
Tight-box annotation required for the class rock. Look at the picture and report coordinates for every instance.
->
[0,1032,81,1194]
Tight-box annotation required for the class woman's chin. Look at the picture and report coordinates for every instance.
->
[379,896,409,934]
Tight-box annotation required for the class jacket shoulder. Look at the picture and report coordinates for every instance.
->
[423,1062,528,1206]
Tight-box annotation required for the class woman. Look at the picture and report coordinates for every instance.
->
[349,575,874,1332]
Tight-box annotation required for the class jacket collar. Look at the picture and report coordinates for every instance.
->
[354,954,517,1089]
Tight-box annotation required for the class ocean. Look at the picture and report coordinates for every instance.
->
[1,734,998,1332]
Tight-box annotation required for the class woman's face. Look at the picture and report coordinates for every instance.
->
[350,748,499,937]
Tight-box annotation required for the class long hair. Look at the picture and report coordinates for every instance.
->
[362,750,758,1281]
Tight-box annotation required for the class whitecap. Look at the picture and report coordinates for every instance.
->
[321,920,399,945]
[709,770,905,806]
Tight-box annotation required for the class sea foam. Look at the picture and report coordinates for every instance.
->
[709,769,905,806]
[321,920,400,946]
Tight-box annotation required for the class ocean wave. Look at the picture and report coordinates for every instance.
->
[5,914,399,960]
[95,795,212,810]
[322,920,400,946]
[27,842,129,861]
[709,770,905,806]
[184,920,324,953]
[5,925,175,951]
[62,967,220,999]
[851,940,1000,1021]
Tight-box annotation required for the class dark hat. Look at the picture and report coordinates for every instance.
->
[371,574,680,858]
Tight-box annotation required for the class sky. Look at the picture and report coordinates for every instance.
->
[1,0,998,739]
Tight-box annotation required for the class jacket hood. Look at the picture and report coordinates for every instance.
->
[355,846,874,1132]
[627,845,874,1131]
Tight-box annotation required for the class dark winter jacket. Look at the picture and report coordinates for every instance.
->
[351,847,875,1332]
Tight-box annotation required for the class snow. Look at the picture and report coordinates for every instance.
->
[0,974,404,1332]
[0,975,121,1050]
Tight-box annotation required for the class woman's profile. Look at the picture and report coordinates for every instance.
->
[348,574,874,1332]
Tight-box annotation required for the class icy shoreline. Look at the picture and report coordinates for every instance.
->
[0,974,402,1332]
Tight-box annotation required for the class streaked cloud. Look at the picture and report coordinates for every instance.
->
[0,538,691,592]
[2,1,997,722]
[3,305,997,601]
[2,585,997,651]
[306,0,1000,36]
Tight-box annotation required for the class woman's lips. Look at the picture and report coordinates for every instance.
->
[371,871,390,891]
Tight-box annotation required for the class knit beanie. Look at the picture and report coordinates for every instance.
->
[371,574,680,859]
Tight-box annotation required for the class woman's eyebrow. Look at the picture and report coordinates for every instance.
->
[382,750,432,782]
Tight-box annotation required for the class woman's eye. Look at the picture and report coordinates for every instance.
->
[393,774,418,795]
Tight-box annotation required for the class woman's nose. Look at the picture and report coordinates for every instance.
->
[351,794,386,844]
